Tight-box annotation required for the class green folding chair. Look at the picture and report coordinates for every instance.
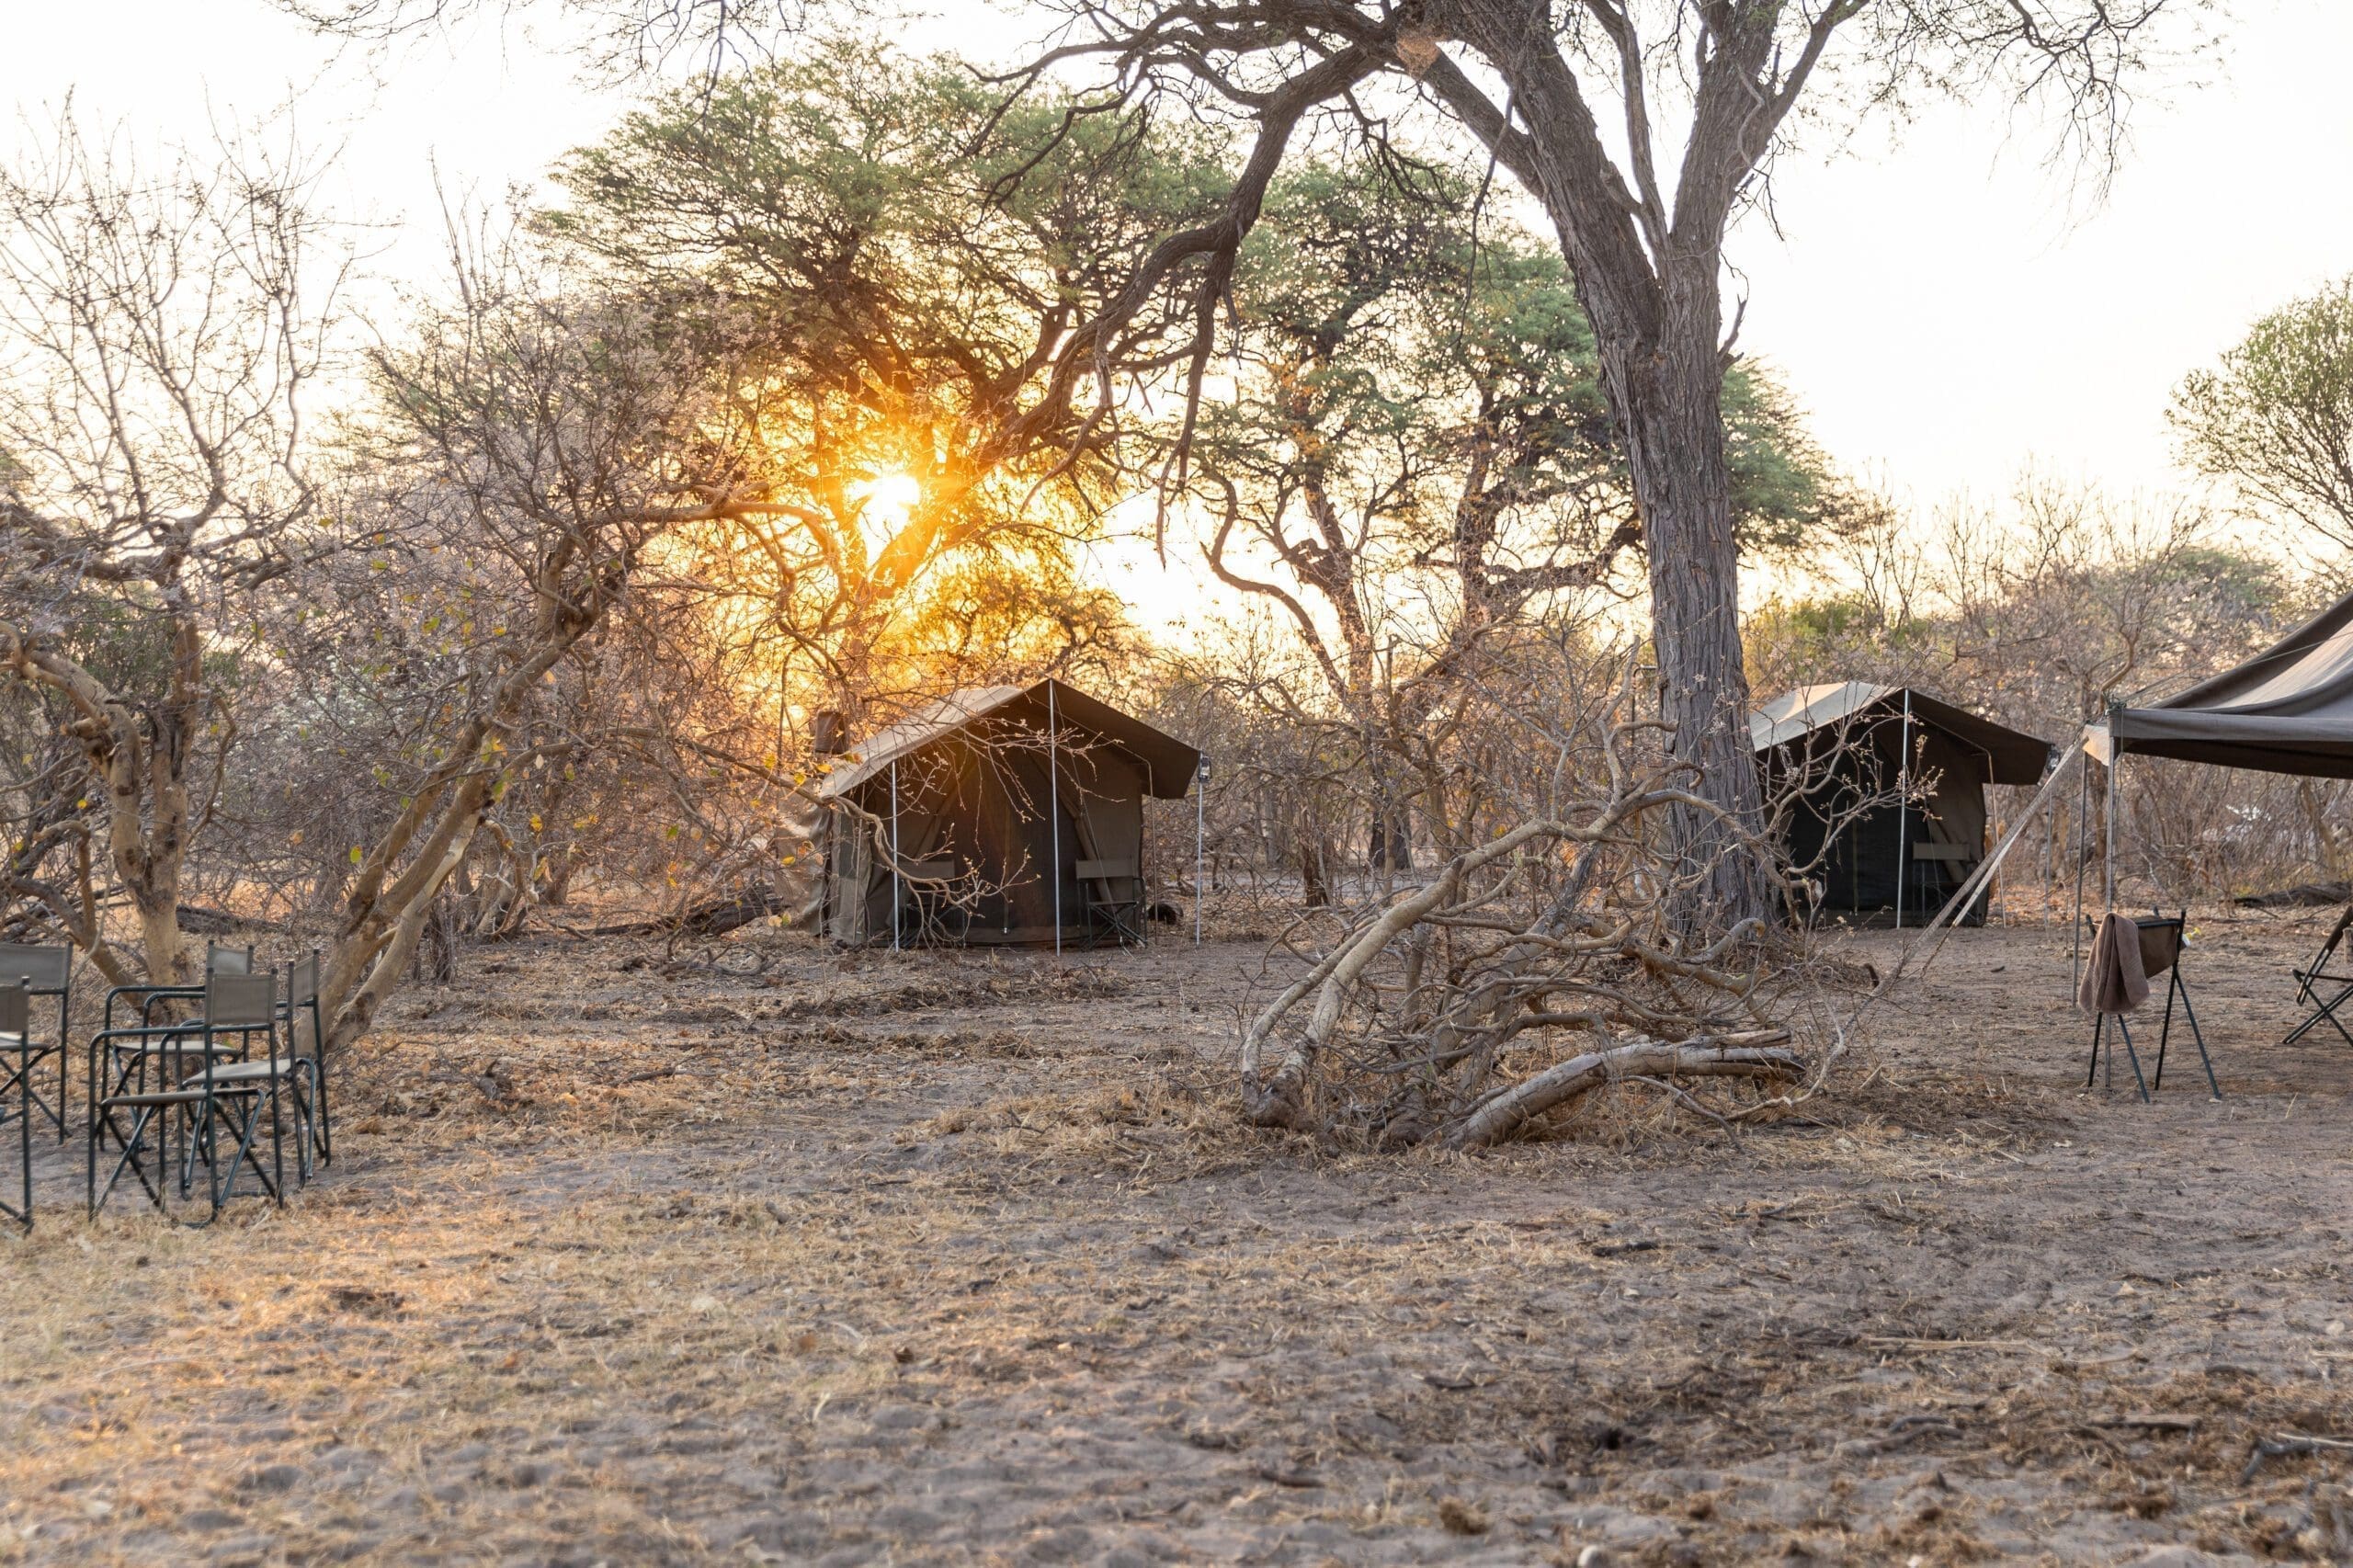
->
[0,942,72,1141]
[88,972,300,1222]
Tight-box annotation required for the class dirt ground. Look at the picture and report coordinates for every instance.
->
[6,905,2353,1566]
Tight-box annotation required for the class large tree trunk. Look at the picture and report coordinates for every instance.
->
[1610,301,1770,927]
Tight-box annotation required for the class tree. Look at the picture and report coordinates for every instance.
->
[1006,0,2197,930]
[0,115,344,983]
[535,42,1222,722]
[276,7,2199,914]
[2171,276,2353,555]
[1182,150,1850,897]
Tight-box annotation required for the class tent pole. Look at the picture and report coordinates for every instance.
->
[1894,691,1912,930]
[890,758,902,953]
[2071,742,2089,996]
[1195,755,1207,947]
[2105,744,2120,911]
[1049,683,1063,959]
[2043,786,2056,929]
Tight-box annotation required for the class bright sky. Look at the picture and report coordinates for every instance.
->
[6,0,2347,619]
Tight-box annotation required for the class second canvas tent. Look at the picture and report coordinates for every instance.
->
[1752,682,2052,924]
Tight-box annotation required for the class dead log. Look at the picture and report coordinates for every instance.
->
[176,903,281,935]
[2234,880,2352,909]
[589,887,789,938]
[1443,1031,1801,1149]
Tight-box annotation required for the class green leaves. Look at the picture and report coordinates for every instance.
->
[2170,276,2353,551]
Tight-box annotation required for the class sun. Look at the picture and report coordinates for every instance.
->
[852,471,923,529]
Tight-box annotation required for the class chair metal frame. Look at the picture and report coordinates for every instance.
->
[2085,908,2219,1103]
[87,972,300,1223]
[1077,857,1147,948]
[0,941,73,1141]
[2,982,31,1229]
[282,951,330,1168]
[2283,903,2353,1050]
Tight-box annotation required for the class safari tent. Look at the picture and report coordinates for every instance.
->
[814,680,1200,947]
[1752,683,2053,923]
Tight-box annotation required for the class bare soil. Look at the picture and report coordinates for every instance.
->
[6,908,2353,1566]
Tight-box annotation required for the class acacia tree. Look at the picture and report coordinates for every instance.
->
[2171,276,2353,556]
[536,43,1221,724]
[1186,151,1848,894]
[280,0,2206,933]
[995,0,2198,929]
[0,118,343,983]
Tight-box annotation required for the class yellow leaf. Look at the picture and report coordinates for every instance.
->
[529,813,543,833]
[349,846,363,865]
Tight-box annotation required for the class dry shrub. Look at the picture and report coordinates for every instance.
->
[1237,680,1813,1150]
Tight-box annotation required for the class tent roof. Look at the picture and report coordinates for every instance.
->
[815,679,1201,801]
[1750,681,2052,786]
[2105,587,2353,778]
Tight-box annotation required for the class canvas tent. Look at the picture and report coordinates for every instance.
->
[2096,588,2353,778]
[1752,682,2053,922]
[815,680,1199,947]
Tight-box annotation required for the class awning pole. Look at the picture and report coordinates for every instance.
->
[2071,741,2090,997]
[2104,743,2120,911]
[890,758,902,953]
[1049,683,1063,959]
[1195,755,1208,948]
[2043,787,2056,929]
[1894,691,1912,930]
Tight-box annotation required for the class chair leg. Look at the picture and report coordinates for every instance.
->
[2116,1017,2151,1103]
[2086,1014,2105,1089]
[313,1003,331,1167]
[2174,977,2222,1100]
[56,994,69,1143]
[2153,971,2177,1091]
[2281,980,2353,1047]
[90,1103,170,1218]
[9,1041,28,1230]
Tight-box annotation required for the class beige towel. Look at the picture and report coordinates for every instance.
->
[2077,911,2152,1016]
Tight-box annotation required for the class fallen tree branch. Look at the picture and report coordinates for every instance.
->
[1444,1032,1800,1149]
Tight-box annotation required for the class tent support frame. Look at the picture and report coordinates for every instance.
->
[1894,691,1912,929]
[1049,684,1062,960]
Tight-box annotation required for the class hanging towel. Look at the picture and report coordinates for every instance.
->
[2077,911,2152,1016]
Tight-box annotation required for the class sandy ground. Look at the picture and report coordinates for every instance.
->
[5,906,2353,1566]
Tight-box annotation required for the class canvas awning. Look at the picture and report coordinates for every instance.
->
[815,679,1201,801]
[1750,681,2052,786]
[2094,589,2353,779]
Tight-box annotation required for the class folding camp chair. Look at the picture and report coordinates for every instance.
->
[2085,909,2219,1103]
[2283,903,2353,1050]
[1078,858,1146,947]
[0,942,72,1141]
[2,982,31,1229]
[99,940,255,1038]
[279,951,330,1169]
[88,972,302,1222]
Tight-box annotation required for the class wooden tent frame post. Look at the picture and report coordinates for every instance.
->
[890,758,902,953]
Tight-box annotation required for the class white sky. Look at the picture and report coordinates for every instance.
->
[6,0,2347,620]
